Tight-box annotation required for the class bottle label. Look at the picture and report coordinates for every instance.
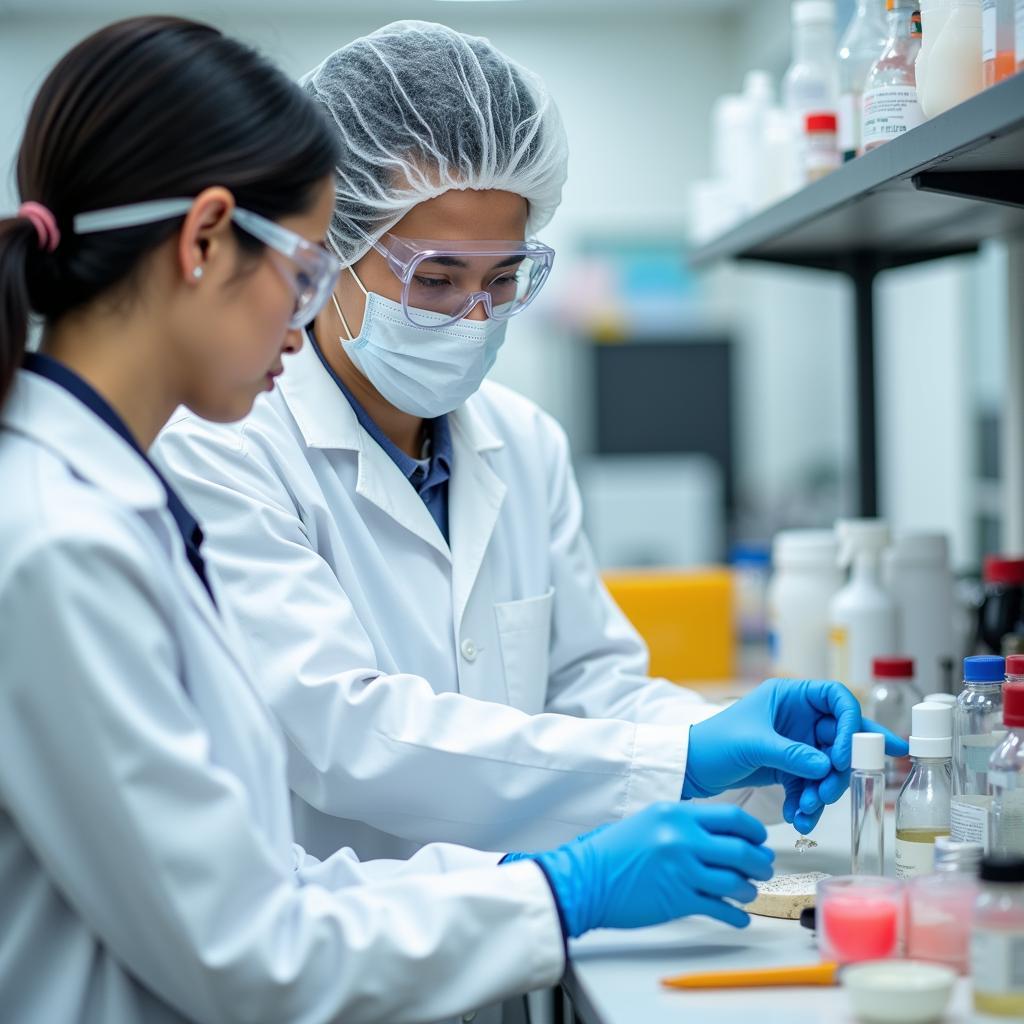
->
[895,837,936,878]
[951,797,992,849]
[971,929,1024,995]
[912,10,923,38]
[838,92,859,155]
[863,86,925,146]
[984,0,998,62]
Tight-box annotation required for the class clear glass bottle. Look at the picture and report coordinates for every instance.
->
[971,856,1024,1015]
[838,0,890,159]
[868,656,916,794]
[983,0,1017,84]
[951,655,1006,849]
[990,683,1024,857]
[862,0,925,153]
[784,0,840,184]
[851,732,886,874]
[896,701,953,878]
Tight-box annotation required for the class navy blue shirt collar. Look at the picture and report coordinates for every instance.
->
[23,352,217,606]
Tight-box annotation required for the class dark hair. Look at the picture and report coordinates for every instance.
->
[0,16,340,405]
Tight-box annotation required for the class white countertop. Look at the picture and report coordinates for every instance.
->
[564,794,997,1024]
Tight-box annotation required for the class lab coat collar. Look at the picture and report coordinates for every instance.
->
[280,335,506,458]
[2,370,166,511]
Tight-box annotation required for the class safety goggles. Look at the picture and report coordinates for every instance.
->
[74,198,342,329]
[356,229,555,329]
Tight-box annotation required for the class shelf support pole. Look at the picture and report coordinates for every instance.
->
[848,258,879,518]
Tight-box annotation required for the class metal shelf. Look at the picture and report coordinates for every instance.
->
[690,75,1024,516]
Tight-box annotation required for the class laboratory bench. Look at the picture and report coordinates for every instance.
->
[559,793,994,1024]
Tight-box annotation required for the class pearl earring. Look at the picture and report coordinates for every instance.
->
[192,266,204,280]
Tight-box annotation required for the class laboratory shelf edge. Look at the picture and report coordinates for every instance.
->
[690,73,1024,520]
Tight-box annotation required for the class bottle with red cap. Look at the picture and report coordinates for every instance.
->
[978,555,1024,655]
[868,656,916,792]
[804,112,841,180]
[989,662,1024,857]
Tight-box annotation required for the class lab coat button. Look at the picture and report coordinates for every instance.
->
[460,639,477,662]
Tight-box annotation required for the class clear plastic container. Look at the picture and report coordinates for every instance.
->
[921,0,984,116]
[868,656,915,793]
[852,732,886,875]
[951,655,1006,849]
[983,0,1017,85]
[862,0,925,152]
[896,702,953,878]
[990,681,1024,857]
[908,872,978,972]
[818,875,903,963]
[971,857,1024,1016]
[804,112,841,180]
[838,0,890,158]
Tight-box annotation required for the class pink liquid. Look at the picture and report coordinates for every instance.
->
[821,897,900,962]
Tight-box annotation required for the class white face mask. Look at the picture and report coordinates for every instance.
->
[334,269,508,419]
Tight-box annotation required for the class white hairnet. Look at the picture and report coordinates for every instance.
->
[301,20,568,266]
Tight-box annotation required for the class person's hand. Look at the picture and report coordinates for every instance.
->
[682,679,908,833]
[527,803,774,938]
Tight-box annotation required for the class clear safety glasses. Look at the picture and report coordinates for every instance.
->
[73,198,342,329]
[357,229,555,329]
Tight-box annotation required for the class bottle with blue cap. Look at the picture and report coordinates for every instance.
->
[951,655,1008,849]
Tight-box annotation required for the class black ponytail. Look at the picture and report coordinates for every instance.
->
[0,218,37,404]
[1,15,340,407]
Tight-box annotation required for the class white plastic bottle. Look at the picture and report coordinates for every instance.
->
[883,532,956,697]
[917,0,954,100]
[829,519,898,698]
[769,530,844,679]
[838,0,890,159]
[922,0,984,116]
[783,0,839,184]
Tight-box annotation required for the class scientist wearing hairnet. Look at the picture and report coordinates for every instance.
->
[156,21,903,868]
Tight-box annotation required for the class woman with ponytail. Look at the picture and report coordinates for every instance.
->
[0,16,780,1024]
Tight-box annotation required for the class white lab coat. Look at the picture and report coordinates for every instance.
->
[0,370,564,1024]
[156,336,780,863]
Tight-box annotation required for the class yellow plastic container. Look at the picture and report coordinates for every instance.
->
[602,568,735,683]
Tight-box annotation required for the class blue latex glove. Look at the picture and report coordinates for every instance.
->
[682,678,909,834]
[526,803,774,938]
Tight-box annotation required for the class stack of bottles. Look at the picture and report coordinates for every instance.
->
[692,0,1024,244]
[768,518,958,707]
[828,660,1024,1014]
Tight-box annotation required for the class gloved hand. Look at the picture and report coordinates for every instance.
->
[682,678,909,834]
[525,803,774,938]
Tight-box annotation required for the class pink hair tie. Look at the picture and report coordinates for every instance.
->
[18,201,60,253]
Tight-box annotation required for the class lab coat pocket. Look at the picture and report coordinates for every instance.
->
[494,588,554,715]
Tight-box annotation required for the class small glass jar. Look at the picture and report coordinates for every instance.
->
[971,857,1024,1015]
[817,875,903,963]
[804,112,841,181]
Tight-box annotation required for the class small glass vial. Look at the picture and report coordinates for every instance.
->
[804,112,841,181]
[983,0,1017,84]
[851,732,886,874]
[868,656,915,794]
[989,682,1024,857]
[970,856,1024,1015]
[896,701,953,878]
[951,655,1005,850]
[862,0,925,153]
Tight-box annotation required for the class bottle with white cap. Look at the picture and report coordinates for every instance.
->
[851,731,886,874]
[828,519,898,700]
[896,701,953,878]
